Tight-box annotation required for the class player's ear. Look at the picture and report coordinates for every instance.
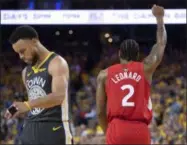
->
[31,38,38,45]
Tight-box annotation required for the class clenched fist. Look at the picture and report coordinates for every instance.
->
[152,4,164,18]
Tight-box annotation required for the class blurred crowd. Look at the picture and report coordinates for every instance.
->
[0,46,186,144]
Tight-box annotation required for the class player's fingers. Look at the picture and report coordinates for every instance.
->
[7,113,12,119]
[158,6,163,9]
[4,110,8,118]
[152,4,157,11]
[12,102,17,107]
[4,110,12,119]
[12,111,20,119]
[12,103,19,111]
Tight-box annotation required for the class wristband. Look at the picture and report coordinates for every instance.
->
[24,101,32,110]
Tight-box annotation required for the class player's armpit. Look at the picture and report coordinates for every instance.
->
[96,69,107,134]
[22,67,27,88]
[22,67,30,101]
[29,56,69,109]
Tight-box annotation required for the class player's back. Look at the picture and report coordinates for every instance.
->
[105,61,152,125]
[105,62,152,144]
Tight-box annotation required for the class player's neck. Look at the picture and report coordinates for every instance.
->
[120,59,130,64]
[35,46,50,66]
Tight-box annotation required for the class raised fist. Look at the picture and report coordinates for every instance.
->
[152,4,164,18]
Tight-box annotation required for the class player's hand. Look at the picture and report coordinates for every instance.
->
[152,4,164,18]
[4,110,12,119]
[12,102,30,118]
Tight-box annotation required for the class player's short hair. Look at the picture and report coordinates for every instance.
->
[9,25,39,44]
[119,39,139,61]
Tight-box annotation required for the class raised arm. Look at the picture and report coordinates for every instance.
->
[143,5,167,79]
[96,69,107,134]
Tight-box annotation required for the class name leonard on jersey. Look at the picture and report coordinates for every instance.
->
[111,70,142,84]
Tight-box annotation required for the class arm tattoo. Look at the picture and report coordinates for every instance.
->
[144,18,167,66]
[157,20,167,46]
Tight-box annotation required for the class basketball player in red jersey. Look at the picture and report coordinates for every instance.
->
[96,5,167,144]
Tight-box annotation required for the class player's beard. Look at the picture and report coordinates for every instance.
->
[31,54,39,66]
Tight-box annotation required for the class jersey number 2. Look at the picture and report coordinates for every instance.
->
[121,84,152,110]
[121,84,135,107]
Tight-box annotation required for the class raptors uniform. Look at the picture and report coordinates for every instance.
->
[20,52,73,145]
[105,62,152,144]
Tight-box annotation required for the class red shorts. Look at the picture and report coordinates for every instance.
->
[106,119,151,144]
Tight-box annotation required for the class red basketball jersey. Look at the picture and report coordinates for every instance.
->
[105,62,152,125]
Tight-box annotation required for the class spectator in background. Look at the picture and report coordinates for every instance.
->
[0,48,186,144]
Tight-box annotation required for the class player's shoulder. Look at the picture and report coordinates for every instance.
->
[130,61,143,66]
[48,54,69,75]
[22,67,28,84]
[129,61,144,70]
[107,63,121,70]
[22,67,27,76]
[49,54,68,68]
[97,69,107,82]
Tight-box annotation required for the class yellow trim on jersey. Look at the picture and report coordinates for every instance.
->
[32,52,54,73]
[27,71,32,77]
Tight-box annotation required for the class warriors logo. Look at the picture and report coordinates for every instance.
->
[28,85,46,115]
